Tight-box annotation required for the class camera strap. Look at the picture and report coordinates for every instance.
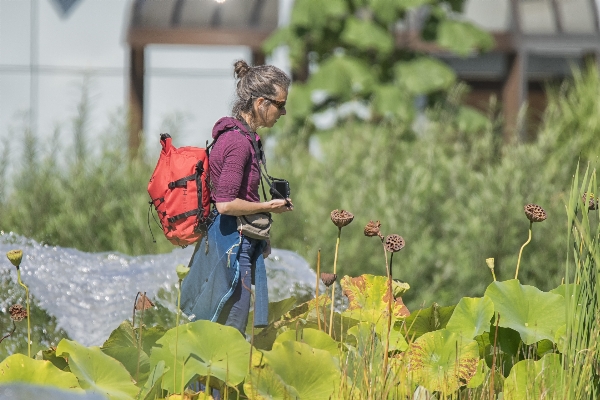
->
[237,119,285,202]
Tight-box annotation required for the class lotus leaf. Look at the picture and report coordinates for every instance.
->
[402,303,456,340]
[503,354,563,400]
[274,328,340,357]
[407,329,479,394]
[244,341,341,400]
[466,359,488,389]
[149,320,250,393]
[341,17,394,56]
[341,274,410,325]
[394,57,456,94]
[138,361,167,400]
[446,296,494,339]
[0,383,105,400]
[0,353,80,389]
[484,280,565,345]
[456,106,489,133]
[436,20,494,56]
[56,339,138,400]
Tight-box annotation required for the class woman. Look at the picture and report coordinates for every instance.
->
[180,60,293,335]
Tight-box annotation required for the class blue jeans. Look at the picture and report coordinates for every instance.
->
[217,236,261,334]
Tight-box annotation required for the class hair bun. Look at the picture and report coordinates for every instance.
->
[234,60,251,79]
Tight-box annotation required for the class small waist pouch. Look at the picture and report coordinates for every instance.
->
[237,212,272,240]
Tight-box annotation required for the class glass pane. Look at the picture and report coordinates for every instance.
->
[519,0,558,34]
[463,0,511,31]
[558,0,597,33]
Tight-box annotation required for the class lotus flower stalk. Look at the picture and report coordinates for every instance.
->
[383,234,405,375]
[486,258,497,281]
[6,250,31,357]
[315,249,322,331]
[515,204,547,280]
[328,210,353,337]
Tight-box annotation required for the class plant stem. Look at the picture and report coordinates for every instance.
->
[490,313,500,400]
[515,221,533,280]
[316,249,322,332]
[174,279,182,393]
[17,268,30,357]
[329,228,341,337]
[383,253,394,377]
[0,320,16,344]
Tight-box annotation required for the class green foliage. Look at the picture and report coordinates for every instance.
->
[0,107,172,256]
[269,67,600,311]
[503,354,563,399]
[485,280,565,345]
[0,353,80,389]
[0,271,69,360]
[56,339,139,400]
[264,0,493,125]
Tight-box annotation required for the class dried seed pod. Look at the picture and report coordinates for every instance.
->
[9,304,27,322]
[330,210,354,228]
[583,192,598,211]
[364,220,383,239]
[524,204,547,223]
[6,250,23,268]
[384,234,405,253]
[135,293,155,311]
[320,272,337,287]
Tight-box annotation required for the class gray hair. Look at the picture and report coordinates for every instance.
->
[232,59,291,119]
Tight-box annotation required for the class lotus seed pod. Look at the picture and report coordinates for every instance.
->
[384,234,405,253]
[364,220,383,239]
[135,293,155,311]
[583,192,598,211]
[320,272,337,287]
[485,258,494,270]
[9,304,27,322]
[176,264,190,280]
[6,250,23,268]
[330,209,354,228]
[524,204,547,223]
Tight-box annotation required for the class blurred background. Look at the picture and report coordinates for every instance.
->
[1,0,600,352]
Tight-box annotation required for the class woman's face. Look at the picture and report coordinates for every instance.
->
[254,86,288,128]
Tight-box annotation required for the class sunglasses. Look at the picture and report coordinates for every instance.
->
[254,94,286,110]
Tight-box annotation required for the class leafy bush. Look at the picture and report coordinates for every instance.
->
[268,67,600,310]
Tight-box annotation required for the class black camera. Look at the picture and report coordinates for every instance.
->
[270,178,290,200]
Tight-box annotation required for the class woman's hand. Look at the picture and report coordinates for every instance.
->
[269,198,293,214]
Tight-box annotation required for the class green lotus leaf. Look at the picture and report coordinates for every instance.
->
[341,17,394,56]
[56,339,138,400]
[244,341,341,400]
[467,359,488,389]
[407,329,479,394]
[550,283,579,299]
[274,328,340,357]
[0,353,80,389]
[341,274,410,325]
[308,55,377,101]
[402,303,456,340]
[436,20,494,57]
[503,354,563,399]
[149,320,250,393]
[0,383,105,400]
[138,360,168,400]
[446,296,494,339]
[394,57,456,94]
[484,280,565,345]
[36,346,68,371]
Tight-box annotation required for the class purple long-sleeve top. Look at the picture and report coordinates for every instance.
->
[209,117,261,203]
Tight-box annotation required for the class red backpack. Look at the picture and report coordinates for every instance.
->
[148,133,212,246]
